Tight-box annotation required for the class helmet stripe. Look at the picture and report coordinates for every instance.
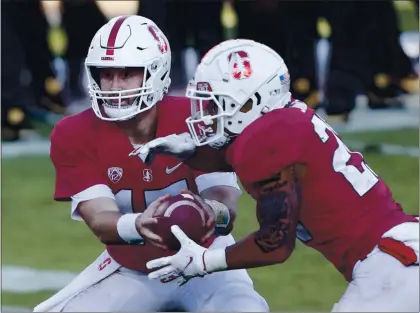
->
[106,16,129,56]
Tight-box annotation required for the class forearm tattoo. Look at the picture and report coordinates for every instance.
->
[254,165,302,253]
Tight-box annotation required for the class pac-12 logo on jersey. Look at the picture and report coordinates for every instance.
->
[227,50,252,80]
[143,169,153,182]
[108,167,123,183]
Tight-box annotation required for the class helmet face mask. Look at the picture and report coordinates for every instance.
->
[186,39,292,148]
[85,16,171,121]
[186,87,241,148]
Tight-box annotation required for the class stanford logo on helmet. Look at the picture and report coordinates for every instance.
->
[148,26,169,54]
[227,50,253,80]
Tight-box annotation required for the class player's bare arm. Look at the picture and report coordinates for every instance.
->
[146,164,305,281]
[78,195,170,249]
[224,164,304,269]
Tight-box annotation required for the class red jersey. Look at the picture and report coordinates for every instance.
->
[225,105,417,281]
[50,96,217,272]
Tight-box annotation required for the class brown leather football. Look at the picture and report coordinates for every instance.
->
[152,193,214,251]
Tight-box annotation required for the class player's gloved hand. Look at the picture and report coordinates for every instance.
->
[129,133,197,165]
[146,225,228,286]
[136,194,171,250]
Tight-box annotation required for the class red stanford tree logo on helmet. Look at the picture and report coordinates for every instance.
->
[227,50,253,80]
[148,25,169,54]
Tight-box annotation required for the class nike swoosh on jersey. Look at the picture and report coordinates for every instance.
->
[165,162,183,174]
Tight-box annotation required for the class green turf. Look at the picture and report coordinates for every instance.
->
[32,121,54,139]
[2,291,56,310]
[2,129,419,310]
[394,0,419,32]
[1,157,103,271]
[340,128,419,147]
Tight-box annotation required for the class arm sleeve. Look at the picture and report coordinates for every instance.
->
[50,120,109,201]
[194,171,241,194]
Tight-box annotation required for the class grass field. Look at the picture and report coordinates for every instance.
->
[2,128,419,311]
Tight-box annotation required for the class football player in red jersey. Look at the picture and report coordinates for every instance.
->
[138,39,419,312]
[34,19,268,312]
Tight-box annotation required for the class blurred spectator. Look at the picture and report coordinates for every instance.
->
[61,0,108,102]
[324,1,419,121]
[2,1,66,115]
[137,0,166,31]
[235,0,321,108]
[165,0,225,89]
[363,0,418,109]
[1,17,37,141]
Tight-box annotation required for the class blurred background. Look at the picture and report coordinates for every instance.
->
[1,0,419,311]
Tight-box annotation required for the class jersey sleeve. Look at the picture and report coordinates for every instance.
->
[50,117,108,201]
[231,107,312,183]
[71,184,115,221]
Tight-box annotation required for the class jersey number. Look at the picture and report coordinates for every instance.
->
[296,115,379,243]
[114,180,188,245]
[115,180,188,213]
[311,114,379,196]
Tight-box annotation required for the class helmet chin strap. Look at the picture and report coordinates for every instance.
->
[101,94,144,120]
[273,92,293,109]
[209,134,230,149]
[261,95,291,115]
[103,106,137,121]
[261,106,270,115]
[209,128,237,149]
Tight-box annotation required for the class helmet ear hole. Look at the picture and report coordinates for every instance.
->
[239,99,253,113]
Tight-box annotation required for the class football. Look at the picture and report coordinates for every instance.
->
[152,193,215,251]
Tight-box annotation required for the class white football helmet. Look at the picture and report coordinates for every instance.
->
[85,15,171,121]
[185,39,292,148]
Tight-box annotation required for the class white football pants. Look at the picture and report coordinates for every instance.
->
[332,222,419,312]
[62,234,269,312]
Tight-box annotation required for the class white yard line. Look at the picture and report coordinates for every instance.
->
[1,265,76,293]
[345,140,419,157]
[1,305,32,312]
[3,138,418,159]
[2,140,51,159]
[3,92,418,159]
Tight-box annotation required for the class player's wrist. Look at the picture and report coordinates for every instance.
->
[204,199,230,234]
[117,213,145,245]
[203,248,228,273]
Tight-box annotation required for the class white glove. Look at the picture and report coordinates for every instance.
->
[129,133,197,165]
[146,225,228,286]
